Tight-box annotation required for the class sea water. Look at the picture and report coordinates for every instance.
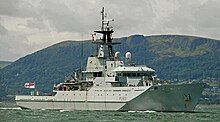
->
[0,102,219,122]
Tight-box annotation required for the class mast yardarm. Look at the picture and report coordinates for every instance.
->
[94,7,117,60]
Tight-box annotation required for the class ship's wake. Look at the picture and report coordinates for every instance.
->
[0,107,22,110]
[128,110,156,113]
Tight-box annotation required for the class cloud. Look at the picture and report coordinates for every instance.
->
[26,32,83,45]
[158,0,220,38]
[0,24,8,34]
[0,31,30,61]
[0,0,20,16]
[38,0,102,33]
[194,1,220,28]
[0,0,220,61]
[0,0,41,18]
[0,16,37,33]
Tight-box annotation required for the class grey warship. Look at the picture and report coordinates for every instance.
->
[15,7,204,112]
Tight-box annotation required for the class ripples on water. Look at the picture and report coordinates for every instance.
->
[0,102,219,122]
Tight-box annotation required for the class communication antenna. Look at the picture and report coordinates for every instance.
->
[101,7,104,31]
[80,34,83,70]
[94,7,120,60]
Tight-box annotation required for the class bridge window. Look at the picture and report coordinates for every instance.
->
[146,83,149,86]
[115,77,119,81]
[117,73,122,76]
[122,73,143,77]
[93,72,102,77]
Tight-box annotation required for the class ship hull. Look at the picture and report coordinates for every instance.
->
[16,83,204,111]
[120,83,204,111]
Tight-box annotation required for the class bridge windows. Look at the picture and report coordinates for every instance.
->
[120,73,151,77]
[93,72,102,77]
[117,73,122,76]
[132,73,136,77]
[115,77,119,81]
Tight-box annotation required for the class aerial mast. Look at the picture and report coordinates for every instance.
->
[93,7,120,60]
[101,7,105,31]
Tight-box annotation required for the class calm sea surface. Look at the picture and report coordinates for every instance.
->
[0,102,219,122]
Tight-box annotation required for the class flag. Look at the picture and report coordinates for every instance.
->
[91,32,96,41]
[24,82,35,89]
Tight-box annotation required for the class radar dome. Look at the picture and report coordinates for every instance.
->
[125,52,131,59]
[114,52,120,59]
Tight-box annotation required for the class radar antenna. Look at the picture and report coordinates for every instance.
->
[93,7,119,60]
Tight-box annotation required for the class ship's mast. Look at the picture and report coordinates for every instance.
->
[101,7,105,31]
[93,7,119,61]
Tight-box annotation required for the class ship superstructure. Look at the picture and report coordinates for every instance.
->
[15,7,204,111]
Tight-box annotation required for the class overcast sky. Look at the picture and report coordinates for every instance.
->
[0,0,220,61]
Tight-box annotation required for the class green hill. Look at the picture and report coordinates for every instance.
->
[0,61,12,69]
[0,35,220,100]
[146,35,220,80]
